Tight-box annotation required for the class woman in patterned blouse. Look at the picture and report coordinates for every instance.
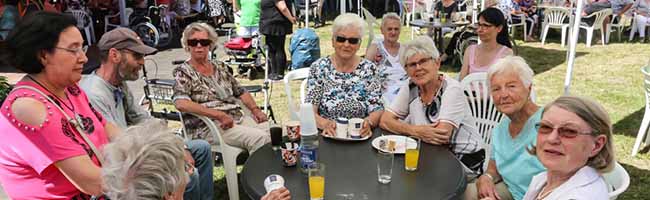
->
[305,13,385,137]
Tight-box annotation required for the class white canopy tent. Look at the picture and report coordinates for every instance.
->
[564,0,585,94]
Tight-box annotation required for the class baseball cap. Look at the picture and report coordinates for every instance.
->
[97,28,157,55]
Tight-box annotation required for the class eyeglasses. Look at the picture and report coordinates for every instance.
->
[535,122,593,139]
[426,100,439,123]
[187,39,212,47]
[405,57,433,69]
[120,49,145,60]
[55,46,88,56]
[477,22,496,29]
[335,36,361,45]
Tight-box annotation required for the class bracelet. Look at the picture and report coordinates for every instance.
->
[483,173,499,183]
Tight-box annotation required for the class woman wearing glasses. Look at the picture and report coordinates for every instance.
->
[0,12,120,199]
[173,22,270,153]
[459,8,513,80]
[522,96,613,200]
[464,56,545,200]
[306,13,384,137]
[379,36,483,177]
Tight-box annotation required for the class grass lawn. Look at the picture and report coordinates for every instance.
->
[208,22,650,199]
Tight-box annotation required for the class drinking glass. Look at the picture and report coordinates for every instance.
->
[404,136,420,171]
[308,163,326,200]
[376,150,394,184]
[270,123,282,150]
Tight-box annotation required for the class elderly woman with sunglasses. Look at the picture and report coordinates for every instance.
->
[173,22,270,153]
[521,96,614,200]
[306,13,385,137]
[379,36,483,176]
[464,56,545,200]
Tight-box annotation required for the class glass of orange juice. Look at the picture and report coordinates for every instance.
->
[404,136,420,171]
[308,163,325,200]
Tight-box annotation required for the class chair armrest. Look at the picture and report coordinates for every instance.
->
[184,112,228,150]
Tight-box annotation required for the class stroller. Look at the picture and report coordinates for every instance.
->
[222,33,265,80]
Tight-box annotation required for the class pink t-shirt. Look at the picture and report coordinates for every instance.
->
[467,44,509,74]
[0,81,108,199]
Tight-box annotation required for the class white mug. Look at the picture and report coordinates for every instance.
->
[348,118,364,138]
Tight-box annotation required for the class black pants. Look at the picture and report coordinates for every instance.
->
[265,34,288,76]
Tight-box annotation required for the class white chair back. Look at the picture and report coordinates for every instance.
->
[603,162,630,200]
[544,7,571,26]
[589,9,613,30]
[461,73,504,144]
[283,68,310,120]
[67,9,91,29]
[632,65,650,156]
[361,7,377,50]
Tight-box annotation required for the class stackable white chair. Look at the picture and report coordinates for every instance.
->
[283,68,310,120]
[461,72,504,172]
[67,9,95,45]
[603,162,630,200]
[578,8,612,47]
[540,7,571,47]
[606,14,628,43]
[361,7,378,50]
[632,65,650,156]
[629,13,650,41]
[509,14,528,41]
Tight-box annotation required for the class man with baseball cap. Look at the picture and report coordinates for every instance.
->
[79,28,215,200]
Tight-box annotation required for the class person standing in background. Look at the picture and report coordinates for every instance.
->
[232,0,261,36]
[260,0,296,80]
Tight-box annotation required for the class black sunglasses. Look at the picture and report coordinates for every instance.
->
[335,36,361,45]
[187,39,212,47]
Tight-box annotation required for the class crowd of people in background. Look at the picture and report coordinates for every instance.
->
[0,0,629,197]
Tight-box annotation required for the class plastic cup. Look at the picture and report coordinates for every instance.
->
[308,163,325,200]
[376,150,394,184]
[285,120,301,141]
[270,124,282,150]
[405,136,420,171]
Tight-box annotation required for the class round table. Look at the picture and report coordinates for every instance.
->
[241,129,467,200]
[409,19,459,50]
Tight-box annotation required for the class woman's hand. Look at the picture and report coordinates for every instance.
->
[252,109,269,123]
[476,175,502,200]
[214,113,235,130]
[261,187,291,200]
[316,117,336,136]
[360,118,373,137]
[412,124,450,145]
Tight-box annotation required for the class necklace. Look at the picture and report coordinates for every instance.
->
[536,183,554,200]
[27,75,86,130]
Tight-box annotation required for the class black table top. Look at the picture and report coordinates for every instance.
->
[241,129,467,200]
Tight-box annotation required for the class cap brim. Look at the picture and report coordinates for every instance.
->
[127,44,158,55]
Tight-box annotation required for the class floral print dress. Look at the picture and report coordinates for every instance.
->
[305,56,385,120]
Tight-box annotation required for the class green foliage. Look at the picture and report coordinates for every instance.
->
[0,76,11,104]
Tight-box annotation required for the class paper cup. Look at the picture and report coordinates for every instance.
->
[348,118,363,138]
[281,146,299,167]
[285,120,301,141]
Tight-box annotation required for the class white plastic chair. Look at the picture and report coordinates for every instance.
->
[632,65,650,156]
[629,13,650,41]
[603,162,630,200]
[361,7,377,50]
[509,14,528,41]
[67,9,95,45]
[180,113,245,200]
[541,7,571,47]
[461,72,504,172]
[283,68,310,120]
[578,8,612,47]
[606,14,628,43]
[105,8,134,33]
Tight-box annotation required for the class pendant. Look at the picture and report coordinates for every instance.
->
[75,113,86,131]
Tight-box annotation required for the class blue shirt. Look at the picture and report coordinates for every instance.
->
[491,108,546,200]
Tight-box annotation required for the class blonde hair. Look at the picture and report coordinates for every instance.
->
[181,22,219,52]
[331,13,367,38]
[102,122,188,200]
[528,95,615,173]
[486,55,535,89]
[399,36,440,67]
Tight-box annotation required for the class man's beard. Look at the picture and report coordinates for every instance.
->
[118,59,140,81]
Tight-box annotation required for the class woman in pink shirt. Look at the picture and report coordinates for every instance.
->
[0,12,119,199]
[459,8,514,80]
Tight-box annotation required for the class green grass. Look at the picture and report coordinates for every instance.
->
[205,22,650,199]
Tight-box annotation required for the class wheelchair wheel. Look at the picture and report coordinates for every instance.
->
[133,22,160,48]
[157,21,174,47]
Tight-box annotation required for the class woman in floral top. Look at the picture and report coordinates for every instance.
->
[305,13,385,137]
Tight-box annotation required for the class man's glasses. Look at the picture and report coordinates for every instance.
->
[56,46,88,56]
[335,36,361,45]
[187,39,212,47]
[535,122,593,139]
[120,49,144,60]
[477,22,496,29]
[405,57,432,69]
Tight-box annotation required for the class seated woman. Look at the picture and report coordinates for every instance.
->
[522,96,614,200]
[103,122,292,200]
[365,12,408,104]
[464,56,545,200]
[435,0,459,34]
[379,36,484,177]
[0,12,120,199]
[306,13,384,137]
[459,7,513,80]
[173,22,270,153]
[512,0,538,42]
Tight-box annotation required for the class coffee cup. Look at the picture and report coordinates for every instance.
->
[335,117,349,138]
[348,118,364,139]
[285,120,301,141]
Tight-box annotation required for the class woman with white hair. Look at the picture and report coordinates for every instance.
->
[173,22,270,153]
[306,13,385,137]
[379,36,483,176]
[464,56,545,200]
[365,12,408,104]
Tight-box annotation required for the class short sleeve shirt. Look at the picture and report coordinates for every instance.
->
[238,0,261,27]
[0,81,108,199]
[491,108,546,200]
[305,57,385,120]
[387,75,482,156]
[609,0,633,13]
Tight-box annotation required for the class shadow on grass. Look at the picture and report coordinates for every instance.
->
[613,107,644,138]
[618,163,650,200]
[516,44,588,75]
